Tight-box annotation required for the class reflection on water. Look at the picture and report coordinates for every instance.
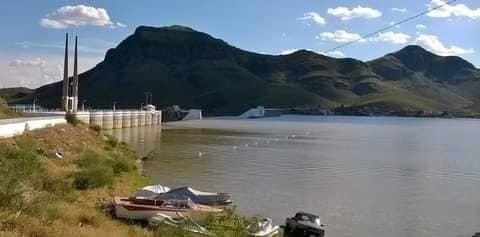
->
[107,125,161,158]
[113,116,480,237]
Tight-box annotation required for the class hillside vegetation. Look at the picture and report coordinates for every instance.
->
[7,25,480,115]
[0,124,151,237]
[0,124,261,237]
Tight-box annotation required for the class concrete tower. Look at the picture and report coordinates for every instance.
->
[72,36,79,113]
[61,33,69,111]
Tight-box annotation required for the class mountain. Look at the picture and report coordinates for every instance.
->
[6,25,480,115]
[0,87,34,101]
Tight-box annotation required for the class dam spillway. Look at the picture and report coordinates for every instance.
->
[80,110,161,130]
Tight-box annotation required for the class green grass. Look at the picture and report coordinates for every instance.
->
[0,124,276,237]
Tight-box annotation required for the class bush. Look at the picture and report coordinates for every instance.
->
[65,112,80,126]
[0,139,45,210]
[105,135,119,148]
[110,159,134,174]
[89,124,101,133]
[73,166,114,190]
[72,150,135,189]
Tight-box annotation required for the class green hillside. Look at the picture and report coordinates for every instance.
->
[7,25,480,115]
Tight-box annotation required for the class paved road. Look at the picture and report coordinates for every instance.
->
[0,115,65,125]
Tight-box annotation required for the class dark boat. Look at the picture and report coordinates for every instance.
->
[284,212,325,237]
[163,186,233,206]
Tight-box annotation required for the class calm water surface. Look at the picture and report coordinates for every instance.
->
[112,116,480,237]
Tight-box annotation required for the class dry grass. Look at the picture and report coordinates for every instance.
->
[0,124,153,237]
[0,124,268,237]
[0,97,20,119]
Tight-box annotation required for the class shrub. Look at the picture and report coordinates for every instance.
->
[105,135,119,148]
[65,112,80,126]
[73,166,114,190]
[0,140,45,211]
[89,124,101,133]
[72,150,135,189]
[75,150,103,168]
[110,159,134,174]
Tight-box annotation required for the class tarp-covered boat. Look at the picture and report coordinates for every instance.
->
[165,187,232,205]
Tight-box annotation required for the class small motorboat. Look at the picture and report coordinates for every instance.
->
[165,186,232,205]
[246,218,279,237]
[113,193,222,220]
[149,213,215,236]
[284,212,325,237]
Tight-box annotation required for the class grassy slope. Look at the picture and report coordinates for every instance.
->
[0,124,150,237]
[0,124,266,237]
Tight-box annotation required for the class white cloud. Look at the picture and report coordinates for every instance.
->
[1,56,101,88]
[320,50,345,58]
[327,6,382,20]
[279,48,345,58]
[415,34,474,56]
[280,48,300,55]
[319,30,366,43]
[370,31,411,44]
[9,58,46,67]
[297,12,326,25]
[392,8,407,13]
[416,24,427,30]
[427,0,480,19]
[115,22,127,28]
[389,21,401,28]
[40,5,125,29]
[16,38,116,55]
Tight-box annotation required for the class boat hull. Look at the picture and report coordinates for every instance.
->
[114,203,190,220]
[113,197,222,220]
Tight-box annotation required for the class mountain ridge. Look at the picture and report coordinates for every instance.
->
[4,25,480,115]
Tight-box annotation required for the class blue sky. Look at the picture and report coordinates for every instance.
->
[1,0,479,88]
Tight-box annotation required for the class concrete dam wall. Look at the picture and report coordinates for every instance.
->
[87,110,162,129]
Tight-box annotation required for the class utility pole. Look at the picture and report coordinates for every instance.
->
[140,103,144,111]
[82,100,87,111]
[113,101,117,112]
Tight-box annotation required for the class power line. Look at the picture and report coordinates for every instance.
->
[324,0,458,53]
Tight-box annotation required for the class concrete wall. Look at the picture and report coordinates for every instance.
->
[131,111,138,127]
[182,109,203,121]
[113,111,123,129]
[76,111,90,124]
[90,111,103,127]
[0,116,66,138]
[239,106,265,119]
[152,112,158,125]
[145,112,152,126]
[102,111,114,130]
[122,111,131,128]
[2,110,163,136]
[138,111,146,127]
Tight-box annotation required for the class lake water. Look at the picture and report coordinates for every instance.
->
[112,116,480,237]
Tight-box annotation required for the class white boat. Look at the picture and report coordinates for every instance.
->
[113,194,222,220]
[246,218,279,237]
